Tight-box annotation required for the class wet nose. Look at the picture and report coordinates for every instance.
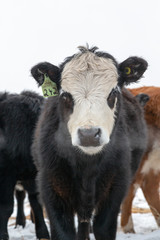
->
[78,127,101,147]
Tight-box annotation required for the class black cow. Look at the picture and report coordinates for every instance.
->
[0,91,49,239]
[31,46,148,240]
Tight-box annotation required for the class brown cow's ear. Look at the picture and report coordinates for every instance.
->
[31,62,60,89]
[118,57,148,87]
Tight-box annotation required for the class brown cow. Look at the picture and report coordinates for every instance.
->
[121,86,160,233]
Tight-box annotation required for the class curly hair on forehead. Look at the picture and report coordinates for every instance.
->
[78,44,99,53]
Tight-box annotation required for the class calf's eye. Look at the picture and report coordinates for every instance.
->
[60,92,74,110]
[107,89,117,109]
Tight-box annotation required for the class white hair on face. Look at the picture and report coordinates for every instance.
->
[61,51,119,154]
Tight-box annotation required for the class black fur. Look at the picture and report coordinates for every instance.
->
[15,188,26,228]
[0,91,49,239]
[119,57,148,87]
[31,47,148,240]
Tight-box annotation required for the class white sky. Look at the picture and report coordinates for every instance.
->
[0,0,160,94]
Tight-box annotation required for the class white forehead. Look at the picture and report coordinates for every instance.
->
[61,51,119,100]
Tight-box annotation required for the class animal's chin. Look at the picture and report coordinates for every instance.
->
[78,146,104,155]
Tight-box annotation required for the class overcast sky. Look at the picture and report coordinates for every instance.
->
[0,0,160,94]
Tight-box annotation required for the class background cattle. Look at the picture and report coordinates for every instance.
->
[0,91,49,240]
[31,46,148,240]
[121,86,160,233]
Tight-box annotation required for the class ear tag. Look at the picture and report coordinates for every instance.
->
[42,74,58,97]
[125,67,131,75]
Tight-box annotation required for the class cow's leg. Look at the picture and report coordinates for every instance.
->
[15,188,26,228]
[0,175,15,240]
[121,149,145,233]
[77,217,90,240]
[121,183,137,233]
[93,182,128,240]
[23,180,49,240]
[46,197,75,240]
[40,172,76,240]
[141,170,160,227]
[76,173,97,240]
[93,204,118,240]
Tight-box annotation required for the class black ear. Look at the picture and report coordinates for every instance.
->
[135,93,150,107]
[118,57,148,87]
[31,62,60,90]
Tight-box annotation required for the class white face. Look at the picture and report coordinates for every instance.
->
[61,51,119,155]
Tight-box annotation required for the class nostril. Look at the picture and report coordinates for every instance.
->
[94,128,101,139]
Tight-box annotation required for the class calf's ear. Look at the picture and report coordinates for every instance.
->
[31,62,60,89]
[118,57,148,87]
[135,93,150,107]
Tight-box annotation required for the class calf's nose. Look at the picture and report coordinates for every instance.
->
[78,127,101,147]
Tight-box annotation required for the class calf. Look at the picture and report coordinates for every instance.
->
[31,46,148,240]
[0,91,49,239]
[121,86,160,233]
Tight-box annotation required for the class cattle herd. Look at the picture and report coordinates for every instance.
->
[0,45,159,240]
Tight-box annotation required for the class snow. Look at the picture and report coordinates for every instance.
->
[8,189,160,240]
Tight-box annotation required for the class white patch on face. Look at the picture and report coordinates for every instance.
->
[78,146,104,155]
[141,141,160,175]
[61,51,118,155]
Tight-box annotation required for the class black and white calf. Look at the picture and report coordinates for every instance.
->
[0,91,49,240]
[31,46,148,240]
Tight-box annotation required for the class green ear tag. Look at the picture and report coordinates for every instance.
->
[42,74,58,97]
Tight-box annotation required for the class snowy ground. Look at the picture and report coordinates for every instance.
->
[8,189,160,240]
